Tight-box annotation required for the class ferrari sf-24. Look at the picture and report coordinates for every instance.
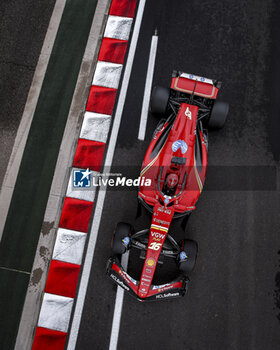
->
[107,71,229,301]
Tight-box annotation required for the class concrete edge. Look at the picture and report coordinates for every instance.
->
[0,0,68,242]
[14,1,111,349]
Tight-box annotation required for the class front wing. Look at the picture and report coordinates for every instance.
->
[106,257,189,301]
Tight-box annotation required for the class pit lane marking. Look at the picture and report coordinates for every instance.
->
[138,31,158,141]
[109,252,130,350]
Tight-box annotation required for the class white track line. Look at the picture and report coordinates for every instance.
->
[109,252,129,350]
[138,33,158,141]
[66,1,146,349]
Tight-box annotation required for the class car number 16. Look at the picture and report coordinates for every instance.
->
[149,242,162,250]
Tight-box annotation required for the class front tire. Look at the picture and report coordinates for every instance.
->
[208,101,229,129]
[150,86,169,115]
[111,222,132,255]
[178,239,198,274]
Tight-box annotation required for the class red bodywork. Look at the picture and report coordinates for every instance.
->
[139,103,207,212]
[107,73,220,300]
[137,103,206,298]
[136,75,219,299]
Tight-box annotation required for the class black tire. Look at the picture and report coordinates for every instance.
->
[150,86,169,115]
[111,222,132,255]
[208,101,229,129]
[178,239,198,274]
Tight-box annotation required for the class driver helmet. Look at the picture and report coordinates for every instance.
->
[165,173,179,189]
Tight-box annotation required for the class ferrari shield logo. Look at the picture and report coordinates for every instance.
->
[185,106,192,119]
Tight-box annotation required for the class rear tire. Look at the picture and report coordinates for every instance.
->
[178,239,198,274]
[111,222,132,255]
[150,86,169,115]
[208,101,229,129]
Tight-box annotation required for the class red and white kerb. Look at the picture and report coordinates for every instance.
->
[32,1,137,349]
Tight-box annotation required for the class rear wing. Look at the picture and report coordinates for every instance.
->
[171,71,221,99]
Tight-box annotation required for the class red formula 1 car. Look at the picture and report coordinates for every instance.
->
[107,71,229,301]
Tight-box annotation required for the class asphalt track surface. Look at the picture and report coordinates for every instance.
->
[0,0,280,349]
[75,1,280,350]
[0,0,56,187]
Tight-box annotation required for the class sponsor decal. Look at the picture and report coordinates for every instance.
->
[118,270,131,285]
[146,258,155,267]
[118,269,137,285]
[172,140,188,154]
[141,278,150,282]
[160,285,174,292]
[122,270,137,285]
[153,283,174,292]
[129,277,137,285]
[141,282,150,287]
[157,207,172,215]
[73,168,92,188]
[153,218,169,226]
[155,292,180,299]
[151,232,165,240]
[110,274,129,291]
